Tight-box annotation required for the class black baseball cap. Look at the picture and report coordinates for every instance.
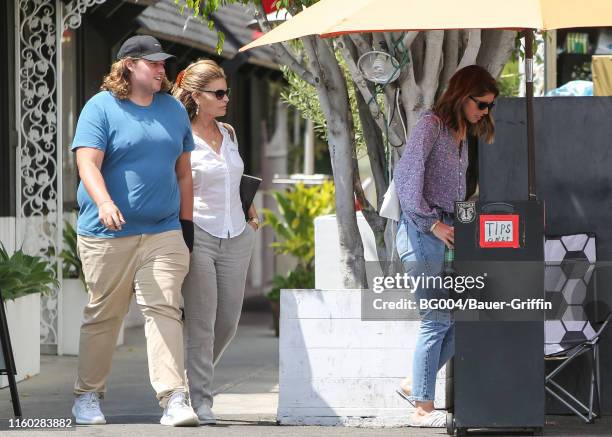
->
[116,35,175,61]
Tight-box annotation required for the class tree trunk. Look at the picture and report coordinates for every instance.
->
[304,37,367,289]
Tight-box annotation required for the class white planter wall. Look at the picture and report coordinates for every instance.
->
[278,290,447,426]
[60,279,124,356]
[277,213,447,426]
[0,217,16,254]
[1,293,40,387]
[314,213,379,289]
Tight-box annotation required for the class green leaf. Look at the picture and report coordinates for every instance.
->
[263,181,335,270]
[0,243,59,301]
[58,221,86,289]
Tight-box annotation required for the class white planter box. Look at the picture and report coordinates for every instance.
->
[278,290,448,427]
[60,279,124,356]
[1,293,40,387]
[276,214,447,426]
[314,213,379,289]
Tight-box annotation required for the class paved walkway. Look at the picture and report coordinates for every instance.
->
[0,311,610,436]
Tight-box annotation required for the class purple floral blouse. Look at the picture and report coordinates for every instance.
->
[394,111,468,233]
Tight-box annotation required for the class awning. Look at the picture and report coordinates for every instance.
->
[137,0,278,70]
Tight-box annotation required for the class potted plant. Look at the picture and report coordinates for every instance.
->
[0,244,57,387]
[59,221,123,355]
[262,181,335,336]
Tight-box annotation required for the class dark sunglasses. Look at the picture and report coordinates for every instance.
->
[201,88,231,100]
[469,95,495,111]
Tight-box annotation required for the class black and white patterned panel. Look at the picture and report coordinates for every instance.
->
[544,234,597,355]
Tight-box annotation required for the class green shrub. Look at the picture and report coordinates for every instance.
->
[262,181,335,271]
[262,181,335,302]
[60,220,86,289]
[265,268,316,302]
[0,244,59,301]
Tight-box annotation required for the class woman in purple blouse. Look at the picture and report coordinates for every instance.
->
[394,65,498,427]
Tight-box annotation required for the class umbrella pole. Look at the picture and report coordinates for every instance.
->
[525,29,537,201]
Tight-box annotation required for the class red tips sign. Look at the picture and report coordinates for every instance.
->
[479,214,520,248]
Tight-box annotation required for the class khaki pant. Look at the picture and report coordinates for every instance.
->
[74,230,189,407]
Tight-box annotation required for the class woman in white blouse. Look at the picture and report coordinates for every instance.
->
[171,60,257,425]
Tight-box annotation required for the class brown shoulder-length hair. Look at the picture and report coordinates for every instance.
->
[171,59,226,120]
[100,58,172,100]
[433,65,499,144]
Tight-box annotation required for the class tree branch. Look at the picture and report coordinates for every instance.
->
[344,36,405,146]
[477,30,517,78]
[302,36,325,88]
[355,82,388,207]
[352,146,389,264]
[383,84,409,146]
[401,31,420,50]
[383,33,396,56]
[419,31,445,110]
[255,5,316,86]
[398,45,420,131]
[440,30,459,91]
[337,36,403,146]
[349,33,372,57]
[457,29,482,70]
[372,32,387,51]
[312,36,368,289]
[343,36,393,206]
[284,2,301,17]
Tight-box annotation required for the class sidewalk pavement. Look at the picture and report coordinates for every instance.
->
[1,310,610,436]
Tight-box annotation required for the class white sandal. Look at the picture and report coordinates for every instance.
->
[408,410,446,428]
[395,388,416,407]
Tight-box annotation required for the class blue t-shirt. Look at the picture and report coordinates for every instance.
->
[71,91,195,238]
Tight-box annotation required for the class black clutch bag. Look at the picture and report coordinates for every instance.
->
[240,174,262,219]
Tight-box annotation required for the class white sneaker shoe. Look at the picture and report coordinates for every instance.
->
[160,391,199,427]
[72,392,106,425]
[196,404,217,425]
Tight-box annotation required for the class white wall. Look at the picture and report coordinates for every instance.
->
[278,290,447,426]
[0,217,16,254]
[0,293,41,387]
[314,213,379,289]
[278,214,448,426]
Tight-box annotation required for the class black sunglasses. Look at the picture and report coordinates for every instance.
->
[201,88,231,100]
[469,95,495,111]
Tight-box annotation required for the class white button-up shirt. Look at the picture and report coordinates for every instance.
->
[192,122,246,238]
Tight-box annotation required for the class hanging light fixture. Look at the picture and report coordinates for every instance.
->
[357,50,401,85]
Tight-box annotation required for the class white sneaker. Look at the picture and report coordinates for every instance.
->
[196,404,217,425]
[160,391,199,427]
[72,392,106,425]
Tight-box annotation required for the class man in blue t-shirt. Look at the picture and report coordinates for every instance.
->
[70,35,198,427]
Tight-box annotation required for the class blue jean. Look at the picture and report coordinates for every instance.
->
[396,213,454,402]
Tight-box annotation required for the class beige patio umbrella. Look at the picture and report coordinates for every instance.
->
[240,0,612,199]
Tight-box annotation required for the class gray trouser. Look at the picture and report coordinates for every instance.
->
[182,224,255,409]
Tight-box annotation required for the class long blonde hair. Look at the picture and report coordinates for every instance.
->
[171,59,227,120]
[100,58,172,99]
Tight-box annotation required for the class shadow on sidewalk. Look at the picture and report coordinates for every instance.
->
[0,309,279,423]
